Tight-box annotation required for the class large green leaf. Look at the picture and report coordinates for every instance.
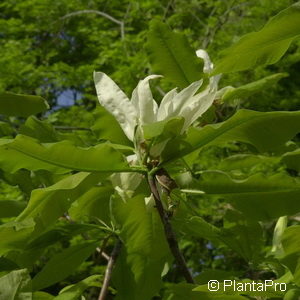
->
[161,109,300,164]
[221,73,288,103]
[0,269,31,300]
[16,172,102,236]
[0,173,101,255]
[146,20,204,89]
[0,92,49,117]
[0,139,69,174]
[111,194,171,300]
[31,241,98,291]
[5,134,133,173]
[214,2,300,74]
[188,171,300,220]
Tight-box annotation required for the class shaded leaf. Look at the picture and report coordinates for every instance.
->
[191,171,300,220]
[0,200,26,218]
[281,149,300,172]
[54,275,101,300]
[32,241,98,291]
[147,20,204,89]
[112,194,171,300]
[0,92,49,117]
[16,172,102,236]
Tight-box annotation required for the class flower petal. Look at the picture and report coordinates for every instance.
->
[169,80,203,117]
[94,71,137,141]
[196,49,213,73]
[157,87,177,121]
[131,75,162,125]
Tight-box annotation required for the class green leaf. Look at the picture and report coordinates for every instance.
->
[220,210,263,262]
[281,149,300,172]
[0,92,49,117]
[31,241,98,291]
[0,139,69,174]
[144,117,184,157]
[221,73,288,103]
[143,117,184,140]
[161,109,300,164]
[112,194,170,300]
[91,106,131,145]
[69,186,113,224]
[173,216,221,242]
[0,121,14,136]
[16,172,102,236]
[0,219,35,256]
[146,20,204,89]
[0,269,31,300]
[33,292,55,300]
[174,212,263,262]
[19,116,59,143]
[191,171,300,220]
[214,3,300,74]
[0,200,26,218]
[54,275,101,300]
[5,134,132,173]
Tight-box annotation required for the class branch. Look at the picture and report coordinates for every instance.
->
[98,239,122,300]
[54,126,92,131]
[60,10,125,39]
[147,174,195,283]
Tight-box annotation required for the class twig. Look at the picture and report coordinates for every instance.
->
[98,239,122,300]
[54,126,92,131]
[147,174,195,283]
[60,10,125,39]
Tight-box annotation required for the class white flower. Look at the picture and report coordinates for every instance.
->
[94,49,219,141]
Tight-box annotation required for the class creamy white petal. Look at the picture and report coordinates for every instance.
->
[157,88,177,121]
[180,91,216,132]
[94,71,137,141]
[196,49,213,73]
[169,80,203,118]
[131,75,161,125]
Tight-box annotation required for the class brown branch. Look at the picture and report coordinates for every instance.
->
[60,10,125,39]
[147,174,195,283]
[98,239,122,300]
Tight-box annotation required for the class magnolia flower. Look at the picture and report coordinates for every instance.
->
[94,49,220,142]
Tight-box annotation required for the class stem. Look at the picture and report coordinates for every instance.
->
[147,174,195,283]
[98,239,122,300]
[54,126,92,131]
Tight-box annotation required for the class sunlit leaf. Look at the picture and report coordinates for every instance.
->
[214,3,300,74]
